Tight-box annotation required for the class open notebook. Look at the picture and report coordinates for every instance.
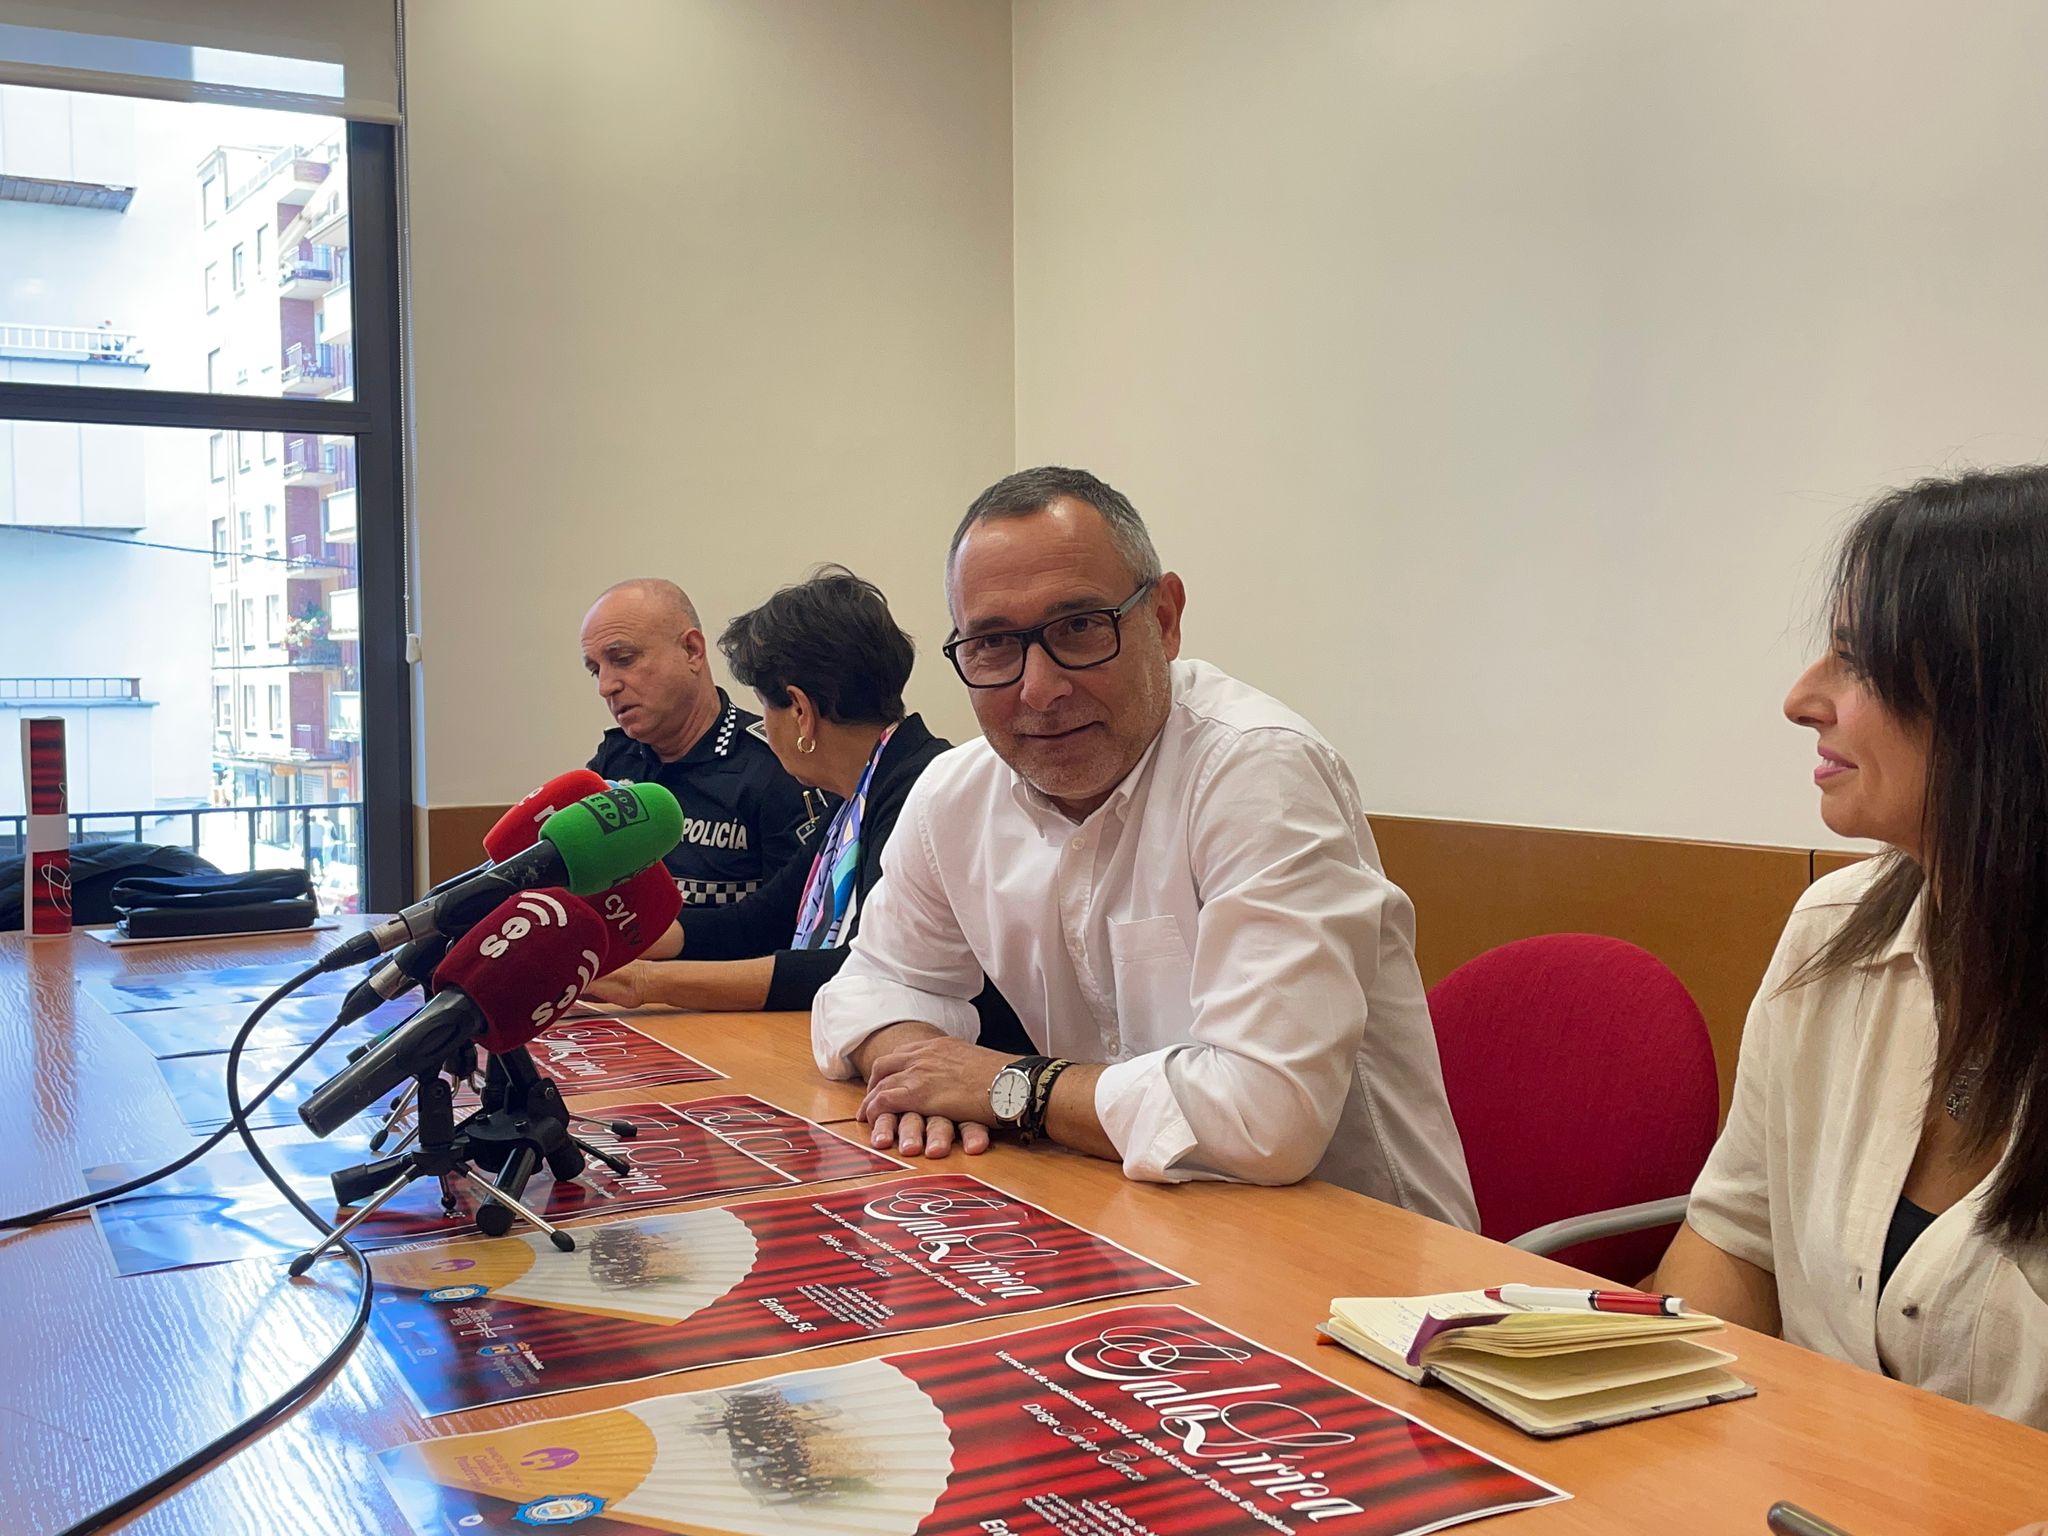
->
[1321,1289,1755,1437]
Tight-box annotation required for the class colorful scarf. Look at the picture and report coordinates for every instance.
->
[791,722,898,950]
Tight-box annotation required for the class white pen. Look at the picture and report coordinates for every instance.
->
[1486,1284,1685,1317]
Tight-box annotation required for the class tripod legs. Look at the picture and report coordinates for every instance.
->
[462,1168,575,1252]
[289,1169,412,1275]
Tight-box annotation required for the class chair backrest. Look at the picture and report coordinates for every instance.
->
[1428,933,1719,1283]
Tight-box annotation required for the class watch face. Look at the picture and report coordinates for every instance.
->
[989,1066,1032,1123]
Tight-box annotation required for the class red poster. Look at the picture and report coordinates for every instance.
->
[518,1017,721,1095]
[88,1095,902,1275]
[369,1175,1193,1415]
[375,1302,1567,1536]
[147,1017,720,1134]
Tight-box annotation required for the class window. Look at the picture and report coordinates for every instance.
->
[1,90,404,913]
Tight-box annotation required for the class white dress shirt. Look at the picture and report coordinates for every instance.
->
[812,659,1477,1227]
[1688,859,2048,1427]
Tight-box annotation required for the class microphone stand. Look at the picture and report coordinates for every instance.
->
[289,1045,633,1274]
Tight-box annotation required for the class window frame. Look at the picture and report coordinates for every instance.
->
[0,123,415,911]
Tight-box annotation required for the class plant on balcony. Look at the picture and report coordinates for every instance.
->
[285,605,340,665]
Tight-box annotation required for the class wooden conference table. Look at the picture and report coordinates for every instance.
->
[2,924,2045,1536]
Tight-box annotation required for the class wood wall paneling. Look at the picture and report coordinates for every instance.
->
[1373,817,1817,1118]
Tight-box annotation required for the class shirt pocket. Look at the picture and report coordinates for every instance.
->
[1108,914,1190,964]
[1105,916,1194,1054]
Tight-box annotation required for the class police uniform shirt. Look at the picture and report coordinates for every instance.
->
[587,689,820,908]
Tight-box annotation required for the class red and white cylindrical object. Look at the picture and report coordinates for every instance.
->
[21,717,71,937]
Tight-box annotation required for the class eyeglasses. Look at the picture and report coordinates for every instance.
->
[942,581,1156,689]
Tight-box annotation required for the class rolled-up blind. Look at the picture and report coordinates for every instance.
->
[0,1,399,121]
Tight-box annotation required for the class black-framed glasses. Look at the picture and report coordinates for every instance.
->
[943,581,1156,689]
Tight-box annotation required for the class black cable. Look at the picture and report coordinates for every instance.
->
[1,964,352,1230]
[44,969,379,1536]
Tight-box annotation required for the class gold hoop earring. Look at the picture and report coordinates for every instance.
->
[797,735,816,755]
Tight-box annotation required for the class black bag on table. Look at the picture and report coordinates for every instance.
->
[109,865,317,940]
[0,841,220,931]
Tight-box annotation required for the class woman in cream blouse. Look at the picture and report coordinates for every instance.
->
[1656,466,2048,1429]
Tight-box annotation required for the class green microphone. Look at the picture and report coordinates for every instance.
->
[320,782,683,970]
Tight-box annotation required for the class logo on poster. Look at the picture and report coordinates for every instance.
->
[519,1448,582,1472]
[514,1493,604,1526]
[424,1284,489,1303]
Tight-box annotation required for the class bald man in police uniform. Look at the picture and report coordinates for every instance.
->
[581,578,818,907]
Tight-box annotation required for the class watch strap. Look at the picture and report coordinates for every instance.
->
[1018,1057,1074,1144]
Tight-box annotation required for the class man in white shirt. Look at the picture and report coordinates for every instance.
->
[810,467,1476,1225]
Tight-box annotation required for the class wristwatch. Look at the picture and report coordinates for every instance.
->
[988,1055,1075,1144]
[988,1055,1049,1129]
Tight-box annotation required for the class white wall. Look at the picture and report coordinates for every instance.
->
[405,0,1015,810]
[1012,0,2048,849]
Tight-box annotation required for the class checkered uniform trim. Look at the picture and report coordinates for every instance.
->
[676,876,761,907]
[712,701,739,757]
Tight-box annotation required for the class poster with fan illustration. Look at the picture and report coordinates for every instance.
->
[87,1094,902,1276]
[369,1175,1193,1414]
[376,1302,1568,1536]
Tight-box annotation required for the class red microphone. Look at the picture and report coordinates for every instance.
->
[591,862,684,972]
[333,768,613,1029]
[299,888,605,1136]
[481,768,610,863]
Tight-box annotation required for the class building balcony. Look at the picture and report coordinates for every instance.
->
[282,341,349,398]
[0,676,144,705]
[328,588,360,642]
[320,283,353,344]
[283,440,345,487]
[0,321,148,371]
[329,691,361,743]
[285,532,350,577]
[286,637,344,668]
[279,244,344,300]
[323,488,357,545]
[230,149,329,216]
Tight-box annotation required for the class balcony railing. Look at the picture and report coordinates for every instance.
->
[286,637,343,667]
[282,341,349,395]
[0,322,147,369]
[0,676,141,702]
[279,245,338,285]
[283,441,343,482]
[0,802,364,911]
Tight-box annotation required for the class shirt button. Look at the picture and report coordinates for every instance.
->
[1071,835,1087,851]
[1855,1274,1864,1292]
[1105,1034,1121,1057]
[1901,1304,1921,1320]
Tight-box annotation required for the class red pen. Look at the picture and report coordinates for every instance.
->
[1484,1284,1684,1317]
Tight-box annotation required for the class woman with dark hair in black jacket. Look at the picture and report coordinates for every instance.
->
[585,566,1025,1049]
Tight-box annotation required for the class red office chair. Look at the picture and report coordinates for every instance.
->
[1427,934,1720,1284]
